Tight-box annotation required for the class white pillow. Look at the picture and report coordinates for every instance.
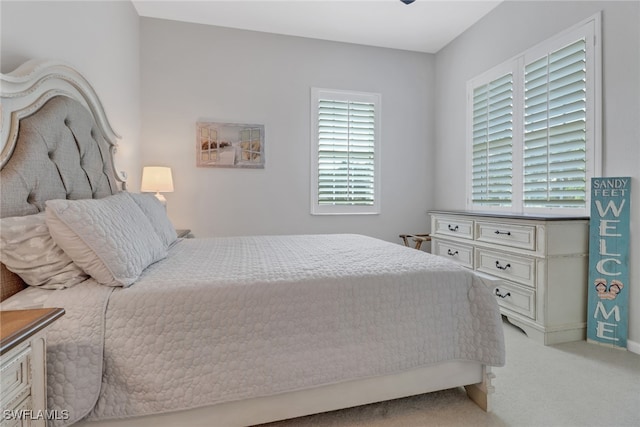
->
[45,192,167,287]
[128,192,178,248]
[0,213,88,289]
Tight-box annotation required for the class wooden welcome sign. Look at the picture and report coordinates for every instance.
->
[587,177,631,348]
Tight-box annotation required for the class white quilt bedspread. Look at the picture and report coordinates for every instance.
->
[2,234,505,426]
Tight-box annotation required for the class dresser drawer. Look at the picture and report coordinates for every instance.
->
[1,345,31,410]
[476,248,536,288]
[492,281,536,320]
[433,239,473,268]
[433,216,474,240]
[0,395,33,427]
[476,221,536,250]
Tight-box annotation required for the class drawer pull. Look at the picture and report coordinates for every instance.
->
[447,249,459,256]
[448,225,459,232]
[495,289,511,299]
[494,230,511,236]
[495,261,511,270]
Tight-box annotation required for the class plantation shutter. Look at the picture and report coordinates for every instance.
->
[317,99,376,206]
[523,39,587,208]
[471,73,514,206]
[467,15,599,215]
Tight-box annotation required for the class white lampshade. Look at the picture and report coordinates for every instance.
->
[141,166,174,205]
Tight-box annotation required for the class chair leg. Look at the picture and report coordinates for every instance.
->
[400,234,431,250]
[412,235,431,251]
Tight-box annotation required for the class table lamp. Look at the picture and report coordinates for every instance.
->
[141,166,174,206]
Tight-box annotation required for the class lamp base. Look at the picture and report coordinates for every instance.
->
[154,192,167,207]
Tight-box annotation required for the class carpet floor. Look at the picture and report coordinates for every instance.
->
[259,319,640,427]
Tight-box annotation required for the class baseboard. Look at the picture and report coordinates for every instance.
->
[627,339,640,355]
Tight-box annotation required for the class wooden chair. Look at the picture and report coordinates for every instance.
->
[399,234,431,250]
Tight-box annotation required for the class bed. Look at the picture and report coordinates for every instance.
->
[0,59,505,427]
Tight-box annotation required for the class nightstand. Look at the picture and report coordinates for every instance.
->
[1,308,65,427]
[176,229,192,238]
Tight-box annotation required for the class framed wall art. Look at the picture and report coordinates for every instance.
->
[197,121,265,168]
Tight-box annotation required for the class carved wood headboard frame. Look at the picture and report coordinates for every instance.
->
[0,59,127,301]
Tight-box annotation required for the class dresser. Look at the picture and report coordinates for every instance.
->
[1,308,65,427]
[429,210,589,345]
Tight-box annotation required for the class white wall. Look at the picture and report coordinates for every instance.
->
[140,18,435,243]
[434,1,640,348]
[3,0,637,348]
[0,0,141,187]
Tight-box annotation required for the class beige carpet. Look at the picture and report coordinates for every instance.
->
[259,320,640,427]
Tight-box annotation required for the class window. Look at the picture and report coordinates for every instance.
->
[310,88,381,215]
[467,14,601,215]
[471,69,515,207]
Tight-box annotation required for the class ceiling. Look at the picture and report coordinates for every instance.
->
[132,0,503,54]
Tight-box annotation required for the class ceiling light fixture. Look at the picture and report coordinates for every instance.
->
[401,0,416,4]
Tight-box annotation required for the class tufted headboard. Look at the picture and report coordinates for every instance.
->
[0,59,127,300]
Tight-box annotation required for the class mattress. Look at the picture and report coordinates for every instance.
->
[1,234,505,426]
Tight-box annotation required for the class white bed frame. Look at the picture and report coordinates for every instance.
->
[73,362,494,427]
[1,59,496,427]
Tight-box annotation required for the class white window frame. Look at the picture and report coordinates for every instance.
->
[310,88,381,215]
[466,13,602,216]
